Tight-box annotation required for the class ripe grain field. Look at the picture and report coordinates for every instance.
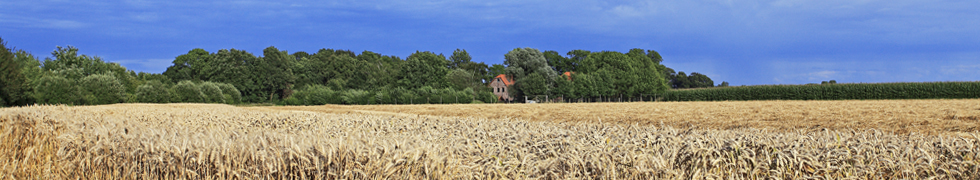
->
[1,100,979,179]
[271,99,980,135]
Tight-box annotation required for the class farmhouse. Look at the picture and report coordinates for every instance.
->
[489,74,514,102]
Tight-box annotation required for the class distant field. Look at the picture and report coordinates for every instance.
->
[2,101,979,179]
[268,99,980,135]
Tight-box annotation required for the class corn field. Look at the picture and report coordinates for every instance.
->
[2,102,980,179]
[662,81,980,101]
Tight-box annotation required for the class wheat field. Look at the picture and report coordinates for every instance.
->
[1,100,979,179]
[270,99,980,135]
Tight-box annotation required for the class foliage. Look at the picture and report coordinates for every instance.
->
[79,74,127,105]
[33,75,81,105]
[504,48,559,101]
[669,71,714,89]
[663,81,980,101]
[43,46,138,93]
[134,80,171,103]
[399,51,450,89]
[0,37,28,107]
[215,83,241,104]
[517,72,549,96]
[199,82,225,103]
[171,81,205,103]
[3,38,723,106]
[551,49,668,102]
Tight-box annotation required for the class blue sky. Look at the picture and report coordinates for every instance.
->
[2,0,978,85]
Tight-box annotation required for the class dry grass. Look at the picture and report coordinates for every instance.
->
[1,102,979,179]
[269,99,980,135]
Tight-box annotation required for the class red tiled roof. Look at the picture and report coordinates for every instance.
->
[495,74,514,85]
[562,72,575,80]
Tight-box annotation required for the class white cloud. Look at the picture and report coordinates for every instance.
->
[1,17,88,29]
[808,70,838,80]
[940,64,980,76]
[109,58,174,73]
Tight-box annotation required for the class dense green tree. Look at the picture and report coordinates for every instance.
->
[517,72,549,97]
[669,71,713,89]
[553,74,575,101]
[399,51,449,89]
[207,49,261,102]
[687,72,714,88]
[625,49,670,96]
[446,48,490,87]
[567,50,590,64]
[445,69,479,90]
[544,50,577,73]
[0,37,28,106]
[646,49,664,64]
[356,51,404,90]
[43,46,138,93]
[33,75,81,105]
[79,74,127,105]
[294,49,334,89]
[718,81,730,87]
[504,48,559,100]
[449,49,471,69]
[292,51,310,60]
[672,72,689,88]
[486,64,507,82]
[505,48,557,81]
[163,48,212,82]
[663,67,676,83]
[257,46,297,101]
[571,73,596,100]
[578,50,667,98]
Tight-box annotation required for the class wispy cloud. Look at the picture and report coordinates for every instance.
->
[1,0,977,83]
[0,14,88,29]
[109,59,174,73]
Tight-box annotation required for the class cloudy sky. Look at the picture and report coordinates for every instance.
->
[2,0,978,85]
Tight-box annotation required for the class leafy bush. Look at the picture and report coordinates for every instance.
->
[78,74,127,105]
[134,80,171,103]
[392,87,416,104]
[199,82,224,103]
[477,90,497,103]
[341,89,372,105]
[290,84,340,105]
[215,83,241,104]
[171,81,204,103]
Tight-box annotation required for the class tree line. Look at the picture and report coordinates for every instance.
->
[0,37,724,107]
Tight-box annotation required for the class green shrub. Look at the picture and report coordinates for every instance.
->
[392,87,416,104]
[171,81,204,103]
[341,89,371,105]
[199,82,224,103]
[79,74,127,105]
[215,83,241,104]
[134,80,171,103]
